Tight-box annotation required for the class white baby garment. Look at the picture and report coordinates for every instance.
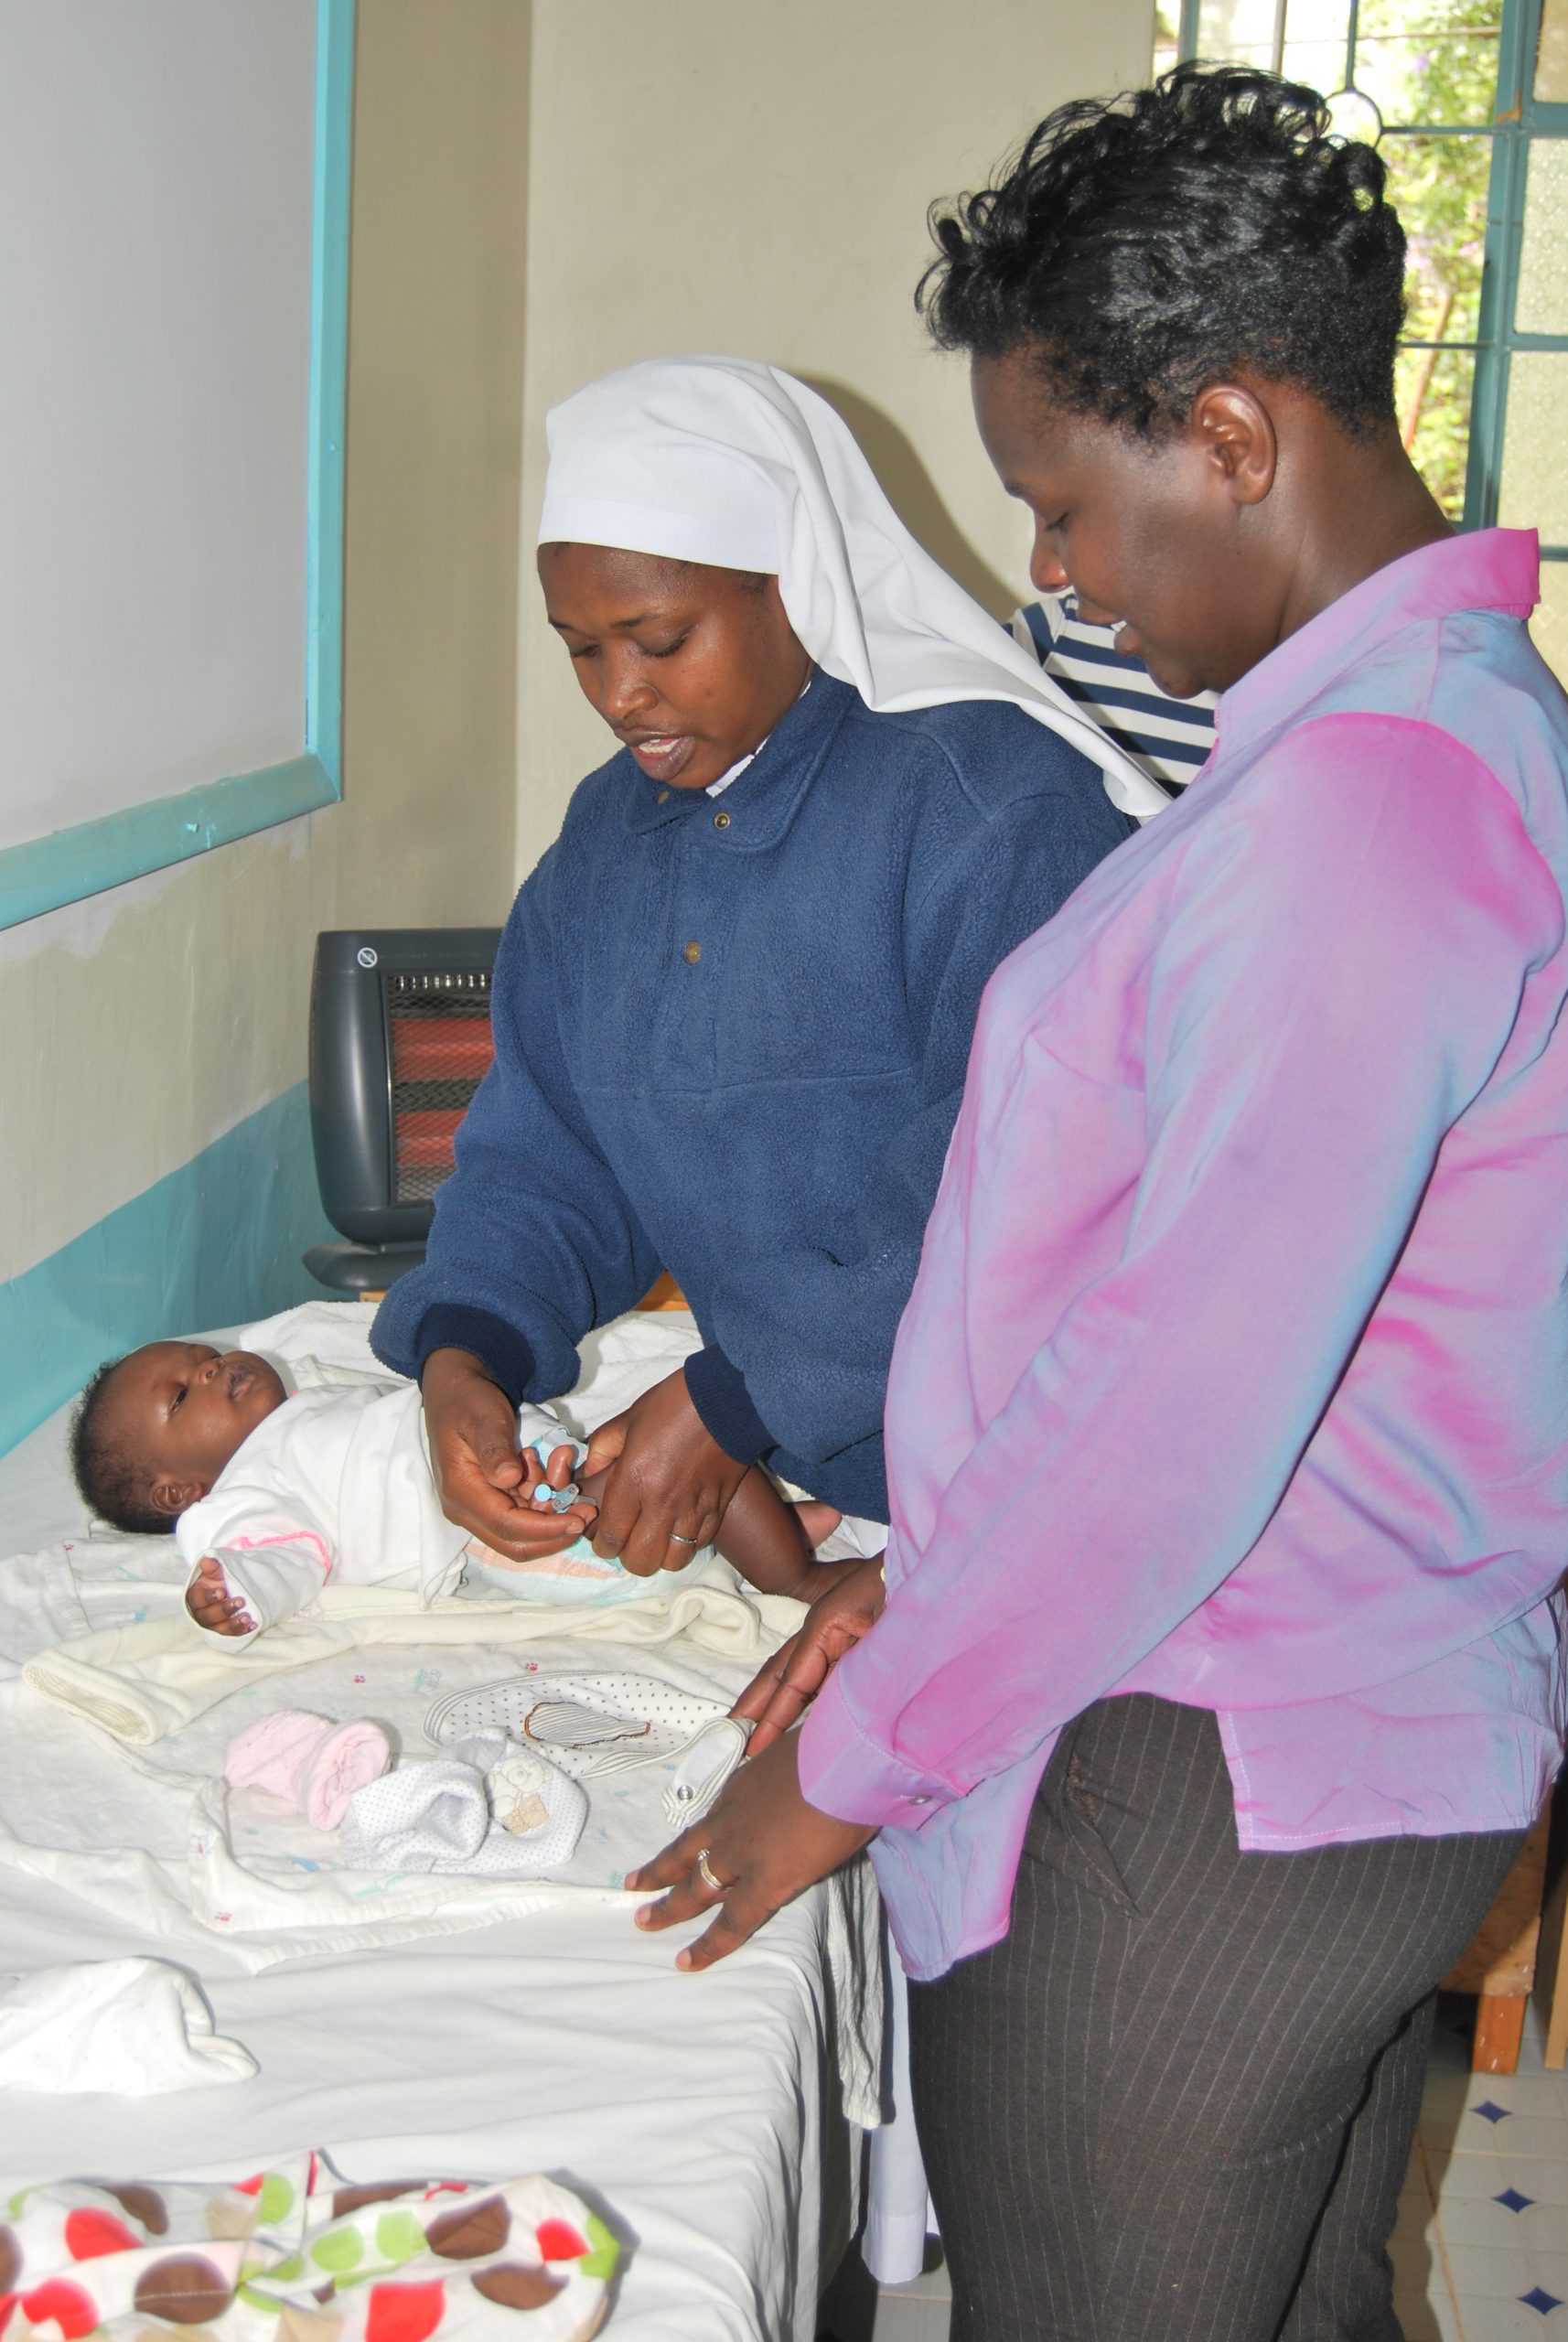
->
[177,1381,473,1641]
[0,1958,257,2094]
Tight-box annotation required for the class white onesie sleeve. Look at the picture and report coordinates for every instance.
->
[177,1487,338,1646]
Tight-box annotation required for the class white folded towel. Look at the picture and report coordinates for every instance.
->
[0,1958,257,2094]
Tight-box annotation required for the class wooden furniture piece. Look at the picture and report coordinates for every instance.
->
[1441,1768,1566,2072]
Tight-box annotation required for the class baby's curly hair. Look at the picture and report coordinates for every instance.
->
[70,1357,167,1536]
[918,64,1407,439]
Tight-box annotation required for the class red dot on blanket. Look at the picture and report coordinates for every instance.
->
[364,2277,446,2342]
[20,2281,99,2338]
[534,2219,588,2262]
[234,2175,264,2197]
[0,2293,15,2341]
[64,2208,139,2261]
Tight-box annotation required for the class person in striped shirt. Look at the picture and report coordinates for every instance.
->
[1014,587,1217,795]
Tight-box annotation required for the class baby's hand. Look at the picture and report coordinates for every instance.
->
[518,1441,585,1514]
[186,1555,257,1638]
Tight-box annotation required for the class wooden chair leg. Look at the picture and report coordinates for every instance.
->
[1472,1992,1529,2074]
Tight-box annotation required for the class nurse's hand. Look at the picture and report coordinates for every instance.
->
[628,1731,875,1971]
[730,1554,886,1753]
[581,1367,748,1575]
[420,1348,596,1559]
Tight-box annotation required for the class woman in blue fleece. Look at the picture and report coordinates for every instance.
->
[371,358,1155,1579]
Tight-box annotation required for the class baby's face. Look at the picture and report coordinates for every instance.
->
[103,1342,287,1519]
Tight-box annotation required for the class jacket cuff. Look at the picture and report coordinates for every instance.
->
[415,1305,535,1408]
[682,1346,771,1466]
[797,1663,952,1832]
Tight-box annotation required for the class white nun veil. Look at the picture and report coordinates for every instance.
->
[538,356,1170,823]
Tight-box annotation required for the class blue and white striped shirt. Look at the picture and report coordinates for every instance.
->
[1014,594,1218,796]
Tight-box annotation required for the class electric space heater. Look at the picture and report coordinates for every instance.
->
[305,928,502,1294]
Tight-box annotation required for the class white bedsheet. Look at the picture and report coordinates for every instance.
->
[0,1310,879,2339]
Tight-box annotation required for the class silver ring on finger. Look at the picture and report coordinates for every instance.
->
[667,1530,700,1547]
[695,1847,728,1895]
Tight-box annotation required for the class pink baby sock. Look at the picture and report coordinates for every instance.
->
[224,1709,392,1832]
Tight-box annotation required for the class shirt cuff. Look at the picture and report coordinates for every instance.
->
[415,1305,536,1407]
[682,1346,771,1465]
[797,1661,952,1832]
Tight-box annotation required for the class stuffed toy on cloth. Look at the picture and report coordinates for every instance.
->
[0,2156,617,2340]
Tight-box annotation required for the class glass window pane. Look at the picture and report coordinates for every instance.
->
[1194,0,1278,67]
[1353,0,1502,128]
[1537,0,1568,101]
[1383,132,1490,344]
[1281,0,1353,95]
[1155,1,1180,75]
[1530,561,1568,687]
[1516,144,1568,334]
[1499,352,1568,541]
[1397,343,1477,519]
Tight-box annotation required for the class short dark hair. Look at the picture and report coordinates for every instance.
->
[918,65,1407,439]
[70,1356,168,1536]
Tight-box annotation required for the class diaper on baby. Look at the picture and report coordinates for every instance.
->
[462,1426,713,1606]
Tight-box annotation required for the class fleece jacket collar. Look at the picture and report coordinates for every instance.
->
[618,667,854,851]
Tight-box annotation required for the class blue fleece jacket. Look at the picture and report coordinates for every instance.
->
[371,671,1132,1518]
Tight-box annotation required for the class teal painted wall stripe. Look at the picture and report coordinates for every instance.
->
[0,1084,336,1457]
[308,0,355,791]
[0,754,338,929]
[0,0,354,934]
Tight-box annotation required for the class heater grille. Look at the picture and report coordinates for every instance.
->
[385,970,494,1204]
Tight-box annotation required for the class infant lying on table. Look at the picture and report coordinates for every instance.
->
[68,1338,848,1644]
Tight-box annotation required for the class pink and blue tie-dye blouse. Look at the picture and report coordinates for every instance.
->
[800,529,1568,1982]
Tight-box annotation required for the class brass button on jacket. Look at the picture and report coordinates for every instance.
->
[682,939,702,964]
[713,809,731,830]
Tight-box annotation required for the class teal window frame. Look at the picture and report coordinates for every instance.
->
[0,0,356,933]
[1171,0,1568,555]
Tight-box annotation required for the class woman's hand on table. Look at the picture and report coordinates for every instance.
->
[580,1366,748,1575]
[420,1348,596,1559]
[627,1731,875,1971]
[731,1553,886,1753]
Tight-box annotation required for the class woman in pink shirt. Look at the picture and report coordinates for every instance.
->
[631,67,1568,2339]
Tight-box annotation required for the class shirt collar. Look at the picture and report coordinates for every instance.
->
[1213,528,1540,764]
[621,669,849,842]
[706,674,815,799]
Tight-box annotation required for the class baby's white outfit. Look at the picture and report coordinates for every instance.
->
[177,1380,698,1644]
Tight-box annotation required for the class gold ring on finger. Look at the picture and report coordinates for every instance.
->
[695,1847,728,1895]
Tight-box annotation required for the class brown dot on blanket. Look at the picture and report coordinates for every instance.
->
[331,2181,425,2218]
[427,2197,510,2260]
[104,2183,170,2237]
[133,2254,233,2324]
[472,2264,565,2310]
[0,2225,17,2291]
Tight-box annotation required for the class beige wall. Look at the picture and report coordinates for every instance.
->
[0,0,531,1282]
[514,0,1158,863]
[1,0,1162,1281]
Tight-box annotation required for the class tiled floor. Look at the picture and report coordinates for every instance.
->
[820,1998,1568,2341]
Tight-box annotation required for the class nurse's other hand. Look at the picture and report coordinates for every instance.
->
[420,1348,596,1559]
[581,1367,747,1575]
[731,1554,886,1754]
[627,1731,875,1971]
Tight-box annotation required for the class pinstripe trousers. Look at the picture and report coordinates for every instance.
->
[908,1694,1526,2341]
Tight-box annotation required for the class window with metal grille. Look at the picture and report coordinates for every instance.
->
[1154,0,1568,674]
[384,971,494,1206]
